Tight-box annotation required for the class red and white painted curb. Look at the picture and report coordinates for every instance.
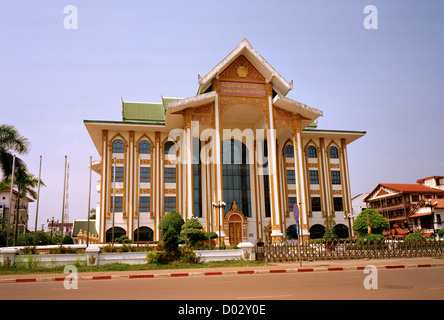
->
[1,262,443,284]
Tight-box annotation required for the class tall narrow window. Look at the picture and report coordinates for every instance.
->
[193,138,202,218]
[285,145,294,158]
[331,170,341,185]
[329,146,339,159]
[140,167,150,183]
[164,196,176,212]
[307,145,317,158]
[311,197,322,212]
[139,140,151,154]
[111,166,124,182]
[309,170,319,185]
[334,197,343,211]
[286,170,296,184]
[112,139,124,153]
[139,196,150,212]
[164,167,176,183]
[222,139,251,217]
[111,196,123,212]
[288,197,298,214]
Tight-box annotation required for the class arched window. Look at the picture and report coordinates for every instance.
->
[329,146,339,159]
[307,145,317,158]
[222,139,251,217]
[285,145,294,158]
[112,139,124,153]
[133,226,154,242]
[139,140,150,154]
[106,227,126,243]
[164,141,175,155]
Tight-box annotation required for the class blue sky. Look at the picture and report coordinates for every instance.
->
[1,1,443,230]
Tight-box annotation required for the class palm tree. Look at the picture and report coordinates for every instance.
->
[2,167,45,246]
[0,124,30,178]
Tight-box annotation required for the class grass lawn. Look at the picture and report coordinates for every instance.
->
[0,259,272,276]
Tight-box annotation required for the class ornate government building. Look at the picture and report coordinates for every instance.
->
[84,39,365,244]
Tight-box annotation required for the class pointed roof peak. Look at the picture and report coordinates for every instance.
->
[197,39,293,96]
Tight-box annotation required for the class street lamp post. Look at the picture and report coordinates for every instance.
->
[212,201,226,248]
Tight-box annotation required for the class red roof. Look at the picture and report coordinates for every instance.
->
[421,198,444,209]
[380,183,444,194]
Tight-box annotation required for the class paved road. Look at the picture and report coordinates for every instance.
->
[1,267,443,300]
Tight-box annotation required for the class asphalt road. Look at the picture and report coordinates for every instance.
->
[1,267,443,301]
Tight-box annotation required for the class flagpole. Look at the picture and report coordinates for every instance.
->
[33,155,42,250]
[60,155,67,247]
[6,155,16,247]
[86,156,92,246]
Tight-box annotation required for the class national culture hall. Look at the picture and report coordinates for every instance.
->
[84,39,366,245]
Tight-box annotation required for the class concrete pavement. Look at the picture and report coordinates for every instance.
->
[1,257,443,284]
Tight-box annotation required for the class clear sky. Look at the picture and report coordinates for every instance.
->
[1,1,443,231]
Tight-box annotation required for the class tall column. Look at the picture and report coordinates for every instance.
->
[267,84,283,243]
[128,131,135,239]
[185,109,193,219]
[293,115,310,240]
[213,89,225,242]
[154,132,161,241]
[100,130,108,243]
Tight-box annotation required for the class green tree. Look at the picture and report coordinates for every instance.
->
[3,168,45,246]
[159,209,184,234]
[180,218,206,246]
[0,124,30,177]
[353,208,389,236]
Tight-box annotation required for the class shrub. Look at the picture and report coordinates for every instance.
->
[405,232,426,243]
[116,235,132,244]
[146,250,169,264]
[363,234,385,245]
[180,218,206,246]
[159,209,184,234]
[438,229,444,238]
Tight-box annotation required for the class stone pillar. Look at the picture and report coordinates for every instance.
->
[238,242,254,260]
[1,248,19,266]
[86,246,100,266]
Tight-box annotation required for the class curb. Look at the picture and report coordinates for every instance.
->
[1,262,443,284]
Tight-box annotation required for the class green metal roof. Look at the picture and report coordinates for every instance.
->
[72,220,98,237]
[122,101,166,123]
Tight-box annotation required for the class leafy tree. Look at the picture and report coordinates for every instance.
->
[0,124,30,177]
[159,209,184,234]
[180,218,206,246]
[353,208,389,236]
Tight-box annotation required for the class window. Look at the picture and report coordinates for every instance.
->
[311,197,322,212]
[334,197,343,211]
[193,138,202,218]
[140,167,150,183]
[285,145,294,158]
[309,170,319,184]
[139,140,150,154]
[331,171,341,185]
[307,146,317,158]
[164,167,176,183]
[110,196,123,212]
[139,196,150,212]
[111,166,124,182]
[286,170,296,184]
[164,196,176,212]
[288,197,298,214]
[222,139,251,217]
[164,141,175,155]
[329,146,339,159]
[112,139,124,153]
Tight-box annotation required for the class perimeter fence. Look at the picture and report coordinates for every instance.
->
[255,238,444,262]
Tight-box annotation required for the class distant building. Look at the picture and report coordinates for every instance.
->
[351,193,369,217]
[417,176,444,191]
[0,189,34,234]
[364,183,444,236]
[410,198,444,236]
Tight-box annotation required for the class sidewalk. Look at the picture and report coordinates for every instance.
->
[1,257,443,284]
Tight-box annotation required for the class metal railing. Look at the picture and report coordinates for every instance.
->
[255,238,444,262]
